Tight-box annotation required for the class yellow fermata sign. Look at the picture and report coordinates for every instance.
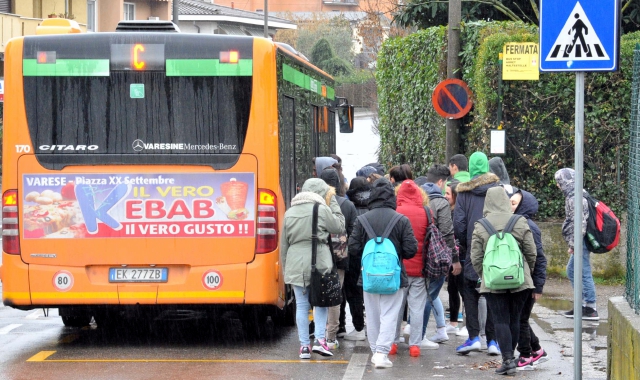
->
[502,43,540,80]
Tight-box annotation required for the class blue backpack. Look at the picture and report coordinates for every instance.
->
[358,213,403,294]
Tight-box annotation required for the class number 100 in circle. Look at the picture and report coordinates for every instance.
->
[202,270,223,290]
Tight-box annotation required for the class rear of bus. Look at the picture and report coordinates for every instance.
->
[0,32,286,324]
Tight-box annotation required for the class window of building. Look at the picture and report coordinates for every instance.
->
[87,1,96,32]
[124,2,135,20]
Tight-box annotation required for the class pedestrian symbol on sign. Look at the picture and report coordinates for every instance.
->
[546,1,609,62]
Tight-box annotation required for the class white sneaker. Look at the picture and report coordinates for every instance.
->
[430,330,449,343]
[445,323,459,334]
[326,339,340,350]
[479,335,488,350]
[371,352,393,368]
[455,326,469,337]
[420,336,439,349]
[343,329,366,341]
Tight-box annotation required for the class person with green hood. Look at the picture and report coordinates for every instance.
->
[470,187,536,375]
[281,178,345,359]
[448,154,471,183]
[454,152,501,355]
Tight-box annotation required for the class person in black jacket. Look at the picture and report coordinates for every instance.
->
[453,152,501,355]
[509,189,550,370]
[340,177,371,341]
[320,167,357,348]
[348,178,418,368]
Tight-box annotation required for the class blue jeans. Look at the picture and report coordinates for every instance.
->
[566,240,597,305]
[293,285,328,346]
[422,276,446,336]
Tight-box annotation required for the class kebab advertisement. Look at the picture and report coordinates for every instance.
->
[21,173,255,239]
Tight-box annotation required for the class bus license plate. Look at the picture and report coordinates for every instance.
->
[109,268,168,283]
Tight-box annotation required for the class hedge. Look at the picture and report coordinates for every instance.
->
[377,22,640,219]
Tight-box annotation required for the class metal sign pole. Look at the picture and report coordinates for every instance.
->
[573,71,585,380]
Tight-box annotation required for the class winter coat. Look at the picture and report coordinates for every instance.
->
[281,179,345,288]
[514,190,547,294]
[470,187,536,294]
[554,168,589,251]
[396,180,428,277]
[454,171,501,282]
[320,167,357,270]
[315,157,338,177]
[348,178,418,288]
[345,183,372,272]
[422,182,458,262]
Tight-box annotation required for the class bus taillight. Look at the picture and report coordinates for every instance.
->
[256,189,277,254]
[3,190,20,254]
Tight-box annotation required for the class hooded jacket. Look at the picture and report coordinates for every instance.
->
[320,167,358,270]
[396,181,428,277]
[470,187,536,294]
[422,182,458,262]
[514,190,547,294]
[453,171,471,183]
[315,157,338,177]
[454,152,501,281]
[348,178,418,288]
[489,157,511,185]
[554,168,589,251]
[346,183,372,217]
[281,178,345,288]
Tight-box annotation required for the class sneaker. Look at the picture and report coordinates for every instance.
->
[455,326,469,337]
[389,343,398,355]
[445,323,459,334]
[343,329,366,341]
[531,348,550,365]
[429,330,449,343]
[409,345,420,357]
[563,309,574,318]
[337,326,347,338]
[488,340,501,356]
[582,306,600,320]
[516,356,535,371]
[456,336,481,355]
[495,358,516,375]
[299,345,311,359]
[420,336,439,349]
[326,339,340,350]
[312,339,334,357]
[479,335,488,350]
[403,324,411,336]
[371,352,393,368]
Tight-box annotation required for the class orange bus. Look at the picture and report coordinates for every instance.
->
[0,21,353,328]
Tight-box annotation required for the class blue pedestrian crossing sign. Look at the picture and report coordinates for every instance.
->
[540,0,619,72]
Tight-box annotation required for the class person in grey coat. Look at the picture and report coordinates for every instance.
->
[281,178,345,359]
[348,178,418,368]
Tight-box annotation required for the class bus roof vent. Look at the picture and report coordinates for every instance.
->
[115,20,180,33]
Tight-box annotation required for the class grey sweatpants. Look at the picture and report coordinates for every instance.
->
[364,289,404,354]
[394,276,427,346]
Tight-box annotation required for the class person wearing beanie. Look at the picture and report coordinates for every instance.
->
[356,165,378,178]
[453,152,501,355]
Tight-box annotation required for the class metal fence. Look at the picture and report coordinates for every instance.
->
[626,44,640,314]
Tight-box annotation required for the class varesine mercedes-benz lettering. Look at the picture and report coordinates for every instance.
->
[38,145,99,151]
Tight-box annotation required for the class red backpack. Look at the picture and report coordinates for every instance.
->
[585,195,620,253]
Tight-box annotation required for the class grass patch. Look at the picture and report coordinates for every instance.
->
[593,276,626,286]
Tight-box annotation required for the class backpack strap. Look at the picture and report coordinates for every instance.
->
[503,215,523,234]
[424,206,433,227]
[311,203,320,267]
[381,213,403,239]
[477,218,498,236]
[337,197,346,207]
[357,215,377,241]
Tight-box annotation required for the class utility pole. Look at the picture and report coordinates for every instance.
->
[173,0,179,25]
[264,0,269,38]
[446,0,462,160]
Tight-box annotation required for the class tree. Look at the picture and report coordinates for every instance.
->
[310,38,353,76]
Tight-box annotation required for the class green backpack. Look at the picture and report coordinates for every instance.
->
[477,215,525,290]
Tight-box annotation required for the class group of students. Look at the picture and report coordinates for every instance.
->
[280,152,598,375]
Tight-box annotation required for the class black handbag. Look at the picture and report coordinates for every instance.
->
[308,203,343,307]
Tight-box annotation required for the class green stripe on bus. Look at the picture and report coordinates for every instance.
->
[283,64,333,99]
[23,59,110,76]
[166,59,252,76]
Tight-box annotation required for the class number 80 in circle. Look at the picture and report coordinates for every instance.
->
[52,270,74,292]
[202,270,223,290]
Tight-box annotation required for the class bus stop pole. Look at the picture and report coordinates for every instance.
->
[573,71,584,380]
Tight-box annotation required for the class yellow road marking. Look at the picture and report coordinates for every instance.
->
[57,334,79,344]
[26,351,348,364]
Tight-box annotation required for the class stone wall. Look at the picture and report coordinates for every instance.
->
[537,218,626,279]
[608,297,640,379]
